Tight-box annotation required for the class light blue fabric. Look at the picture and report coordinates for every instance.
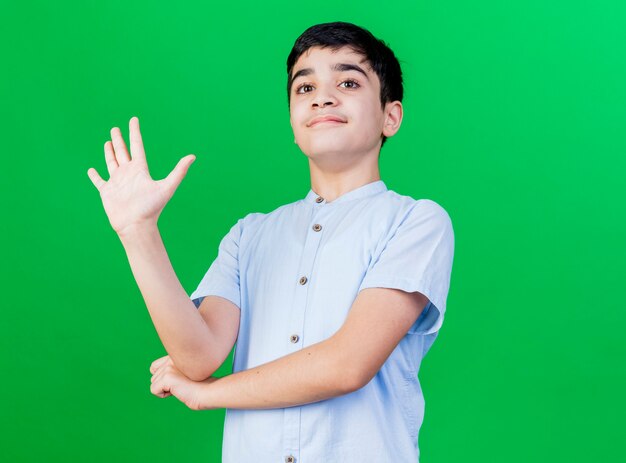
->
[189,180,455,463]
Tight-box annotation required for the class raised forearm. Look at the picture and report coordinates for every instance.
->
[119,225,219,381]
[197,337,360,410]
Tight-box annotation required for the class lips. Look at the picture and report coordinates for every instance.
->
[307,114,347,127]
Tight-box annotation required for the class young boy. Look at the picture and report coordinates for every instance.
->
[88,21,455,463]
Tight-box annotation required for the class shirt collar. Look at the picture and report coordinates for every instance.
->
[304,180,388,206]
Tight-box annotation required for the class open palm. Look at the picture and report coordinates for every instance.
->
[87,117,195,237]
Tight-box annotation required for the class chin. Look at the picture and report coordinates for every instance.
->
[300,137,353,157]
[303,145,348,159]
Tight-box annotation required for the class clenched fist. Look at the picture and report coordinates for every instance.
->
[149,354,219,411]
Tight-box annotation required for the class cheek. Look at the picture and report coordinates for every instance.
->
[367,104,386,130]
[353,110,383,134]
[291,113,311,138]
[290,105,304,125]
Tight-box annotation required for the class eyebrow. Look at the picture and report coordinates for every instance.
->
[291,62,370,83]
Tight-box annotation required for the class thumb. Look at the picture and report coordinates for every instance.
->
[162,154,196,194]
[87,167,106,192]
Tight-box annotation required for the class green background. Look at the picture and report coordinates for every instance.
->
[1,0,624,461]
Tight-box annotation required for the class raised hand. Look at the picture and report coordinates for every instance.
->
[87,117,196,237]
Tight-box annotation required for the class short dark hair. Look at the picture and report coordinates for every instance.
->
[286,22,404,148]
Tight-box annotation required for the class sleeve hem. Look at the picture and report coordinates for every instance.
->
[189,286,241,311]
[357,275,445,335]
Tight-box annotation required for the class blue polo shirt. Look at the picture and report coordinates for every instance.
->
[189,180,455,463]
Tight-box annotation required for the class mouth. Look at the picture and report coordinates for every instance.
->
[307,115,347,127]
[310,120,346,127]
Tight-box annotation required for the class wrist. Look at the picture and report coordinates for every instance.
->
[196,377,222,411]
[117,221,159,244]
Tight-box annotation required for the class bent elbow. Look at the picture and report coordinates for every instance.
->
[333,363,368,395]
[350,369,372,393]
[325,339,369,394]
[173,356,220,382]
[184,367,213,382]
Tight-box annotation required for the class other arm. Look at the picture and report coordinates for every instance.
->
[121,226,240,382]
[88,117,238,381]
[193,287,429,410]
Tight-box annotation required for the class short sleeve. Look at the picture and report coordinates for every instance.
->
[357,200,455,335]
[189,217,244,310]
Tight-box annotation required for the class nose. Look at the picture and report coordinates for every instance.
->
[311,84,338,109]
[313,98,336,108]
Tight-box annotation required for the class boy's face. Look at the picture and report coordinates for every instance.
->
[289,45,400,162]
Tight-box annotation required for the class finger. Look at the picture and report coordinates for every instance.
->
[110,126,131,164]
[129,116,147,163]
[150,356,166,371]
[151,380,164,397]
[150,359,165,374]
[150,371,169,386]
[150,355,170,374]
[161,155,196,195]
[152,361,172,379]
[104,141,118,176]
[151,367,165,385]
[150,369,162,383]
[150,376,171,398]
[87,168,106,191]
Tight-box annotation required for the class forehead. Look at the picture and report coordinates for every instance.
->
[292,46,372,74]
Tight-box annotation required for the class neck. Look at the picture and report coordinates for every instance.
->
[308,154,381,203]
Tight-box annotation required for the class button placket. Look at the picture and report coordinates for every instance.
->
[282,206,327,456]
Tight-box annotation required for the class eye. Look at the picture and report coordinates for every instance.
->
[339,79,360,89]
[295,83,314,94]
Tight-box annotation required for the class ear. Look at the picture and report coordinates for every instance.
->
[382,101,403,138]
